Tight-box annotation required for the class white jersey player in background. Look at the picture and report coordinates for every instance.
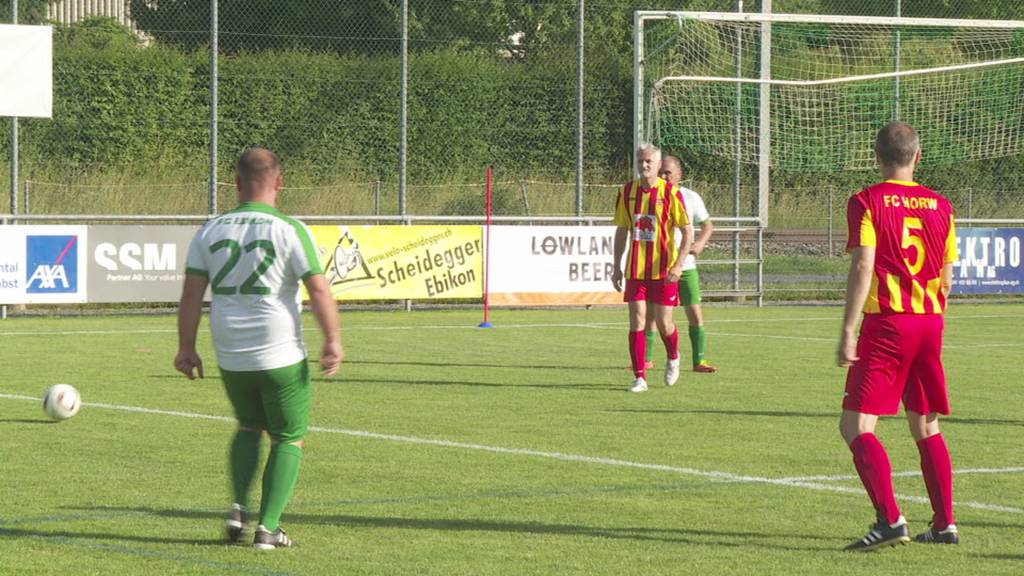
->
[644,155,717,373]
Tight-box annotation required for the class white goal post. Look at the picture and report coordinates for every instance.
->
[634,10,1024,225]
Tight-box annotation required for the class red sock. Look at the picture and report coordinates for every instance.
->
[629,330,646,378]
[660,328,680,360]
[849,433,901,524]
[917,433,955,530]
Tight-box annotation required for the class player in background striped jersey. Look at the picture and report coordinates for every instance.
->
[838,122,960,551]
[643,155,717,374]
[611,144,694,393]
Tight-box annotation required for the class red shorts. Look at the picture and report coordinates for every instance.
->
[843,313,950,416]
[624,279,679,306]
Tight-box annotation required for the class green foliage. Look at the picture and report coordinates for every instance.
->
[0,0,48,23]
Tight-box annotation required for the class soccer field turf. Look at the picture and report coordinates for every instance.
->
[1,304,1022,575]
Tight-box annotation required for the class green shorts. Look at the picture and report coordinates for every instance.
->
[679,269,701,306]
[220,359,311,444]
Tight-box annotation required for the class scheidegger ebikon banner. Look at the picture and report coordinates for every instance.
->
[308,225,483,300]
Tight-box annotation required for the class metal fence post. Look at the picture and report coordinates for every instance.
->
[757,225,764,307]
[827,187,834,257]
[209,0,219,214]
[968,189,974,219]
[575,0,584,218]
[373,180,381,218]
[519,179,530,215]
[10,0,18,222]
[399,0,408,219]
[23,179,29,215]
[733,0,743,291]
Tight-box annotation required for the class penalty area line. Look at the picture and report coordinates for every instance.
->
[0,393,1020,515]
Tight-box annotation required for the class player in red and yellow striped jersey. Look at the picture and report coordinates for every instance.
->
[838,122,960,551]
[612,144,693,392]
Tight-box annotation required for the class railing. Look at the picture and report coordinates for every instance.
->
[0,213,766,306]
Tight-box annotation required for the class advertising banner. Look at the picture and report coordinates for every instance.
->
[489,226,620,306]
[952,227,1024,294]
[87,225,200,302]
[309,225,483,300]
[0,225,88,303]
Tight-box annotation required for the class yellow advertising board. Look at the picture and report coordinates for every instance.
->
[308,225,483,300]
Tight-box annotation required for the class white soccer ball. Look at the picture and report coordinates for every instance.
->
[42,384,82,421]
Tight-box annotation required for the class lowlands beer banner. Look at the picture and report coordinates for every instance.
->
[308,225,483,300]
[487,225,621,306]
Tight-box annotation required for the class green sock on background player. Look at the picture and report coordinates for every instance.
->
[259,442,303,531]
[230,429,262,509]
[689,325,706,366]
[644,330,657,363]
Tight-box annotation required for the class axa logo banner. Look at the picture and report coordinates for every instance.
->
[26,235,79,293]
[0,226,88,304]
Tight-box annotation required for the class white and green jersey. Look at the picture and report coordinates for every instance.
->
[185,202,324,371]
[674,186,711,272]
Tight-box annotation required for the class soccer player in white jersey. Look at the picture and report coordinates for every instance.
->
[175,148,342,549]
[644,155,718,373]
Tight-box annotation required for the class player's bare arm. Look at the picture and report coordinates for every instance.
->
[611,227,629,292]
[668,223,694,284]
[175,273,209,380]
[941,262,954,298]
[837,246,876,367]
[692,220,714,256]
[304,273,343,376]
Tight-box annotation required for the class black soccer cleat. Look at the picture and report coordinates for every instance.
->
[844,517,911,552]
[914,523,959,545]
[225,503,250,544]
[253,525,296,550]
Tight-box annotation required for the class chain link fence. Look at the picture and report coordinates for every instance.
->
[3,1,1023,300]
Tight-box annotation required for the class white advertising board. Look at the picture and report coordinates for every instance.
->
[489,225,621,306]
[0,25,53,118]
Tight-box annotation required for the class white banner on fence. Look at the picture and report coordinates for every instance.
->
[0,25,53,118]
[489,225,621,306]
[0,226,88,303]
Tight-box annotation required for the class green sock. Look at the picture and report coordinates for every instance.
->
[689,325,706,366]
[229,429,262,509]
[259,443,303,531]
[644,330,657,363]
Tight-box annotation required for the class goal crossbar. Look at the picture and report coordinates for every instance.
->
[636,11,1024,29]
[653,57,1024,89]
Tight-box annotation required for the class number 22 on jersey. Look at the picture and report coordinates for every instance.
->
[209,239,276,295]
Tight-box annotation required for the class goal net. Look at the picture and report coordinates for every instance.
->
[637,12,1024,172]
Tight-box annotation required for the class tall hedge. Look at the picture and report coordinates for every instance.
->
[12,18,1024,201]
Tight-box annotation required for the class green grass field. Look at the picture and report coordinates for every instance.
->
[1,304,1023,575]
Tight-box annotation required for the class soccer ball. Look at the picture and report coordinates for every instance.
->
[42,384,82,421]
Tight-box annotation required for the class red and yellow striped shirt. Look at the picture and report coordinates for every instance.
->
[846,180,958,314]
[613,178,690,281]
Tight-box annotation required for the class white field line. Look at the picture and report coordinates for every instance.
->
[779,467,1024,484]
[1,393,1021,515]
[0,311,1021,337]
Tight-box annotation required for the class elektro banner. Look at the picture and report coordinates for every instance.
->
[309,225,483,300]
[0,225,88,304]
[952,227,1024,294]
[489,226,620,306]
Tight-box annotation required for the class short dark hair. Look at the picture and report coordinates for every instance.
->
[236,148,281,189]
[875,122,919,167]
